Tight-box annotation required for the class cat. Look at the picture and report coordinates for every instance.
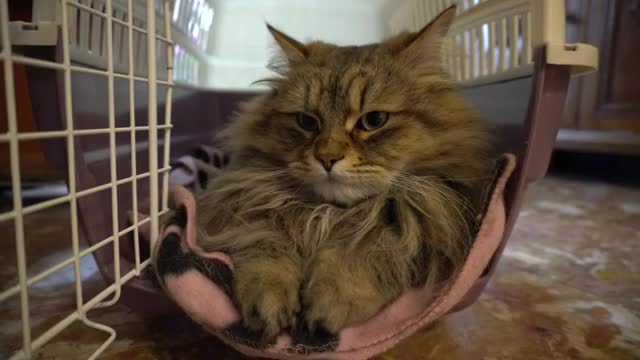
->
[195,6,491,342]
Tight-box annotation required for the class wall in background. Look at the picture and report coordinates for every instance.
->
[204,0,389,89]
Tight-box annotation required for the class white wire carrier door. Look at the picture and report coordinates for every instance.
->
[0,0,175,358]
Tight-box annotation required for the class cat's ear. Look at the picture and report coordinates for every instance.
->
[266,24,308,63]
[389,5,457,66]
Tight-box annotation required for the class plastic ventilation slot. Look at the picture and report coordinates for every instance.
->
[385,0,542,86]
[66,0,176,80]
[447,8,532,83]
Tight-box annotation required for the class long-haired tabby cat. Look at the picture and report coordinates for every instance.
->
[195,6,491,342]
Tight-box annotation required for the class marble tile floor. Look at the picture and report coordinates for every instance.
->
[0,175,639,360]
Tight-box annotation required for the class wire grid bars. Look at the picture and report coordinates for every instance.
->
[0,0,174,358]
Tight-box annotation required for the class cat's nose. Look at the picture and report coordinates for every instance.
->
[315,153,344,172]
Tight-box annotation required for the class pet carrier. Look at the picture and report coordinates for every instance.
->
[0,0,597,359]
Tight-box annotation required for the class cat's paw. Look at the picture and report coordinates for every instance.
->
[233,261,301,342]
[302,269,387,334]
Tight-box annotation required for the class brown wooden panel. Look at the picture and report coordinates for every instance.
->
[561,0,591,129]
[579,0,640,132]
[607,0,640,106]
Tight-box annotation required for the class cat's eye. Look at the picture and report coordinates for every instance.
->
[358,111,389,131]
[297,113,319,131]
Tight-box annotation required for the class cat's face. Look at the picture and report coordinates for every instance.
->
[261,49,436,205]
[231,9,489,205]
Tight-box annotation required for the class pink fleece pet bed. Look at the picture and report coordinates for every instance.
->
[149,153,516,359]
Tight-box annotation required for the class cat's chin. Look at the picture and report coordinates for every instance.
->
[310,180,374,206]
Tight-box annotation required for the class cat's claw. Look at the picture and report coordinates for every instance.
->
[239,289,299,342]
[302,276,387,334]
[234,269,301,343]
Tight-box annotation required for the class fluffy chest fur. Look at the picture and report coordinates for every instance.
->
[196,164,479,290]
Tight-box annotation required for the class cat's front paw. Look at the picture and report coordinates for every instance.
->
[233,260,301,343]
[302,265,388,334]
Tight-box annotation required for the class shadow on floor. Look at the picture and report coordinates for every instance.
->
[548,150,640,188]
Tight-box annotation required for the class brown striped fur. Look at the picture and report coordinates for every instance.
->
[195,6,491,341]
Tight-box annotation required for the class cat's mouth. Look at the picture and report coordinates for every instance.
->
[288,162,387,205]
[305,174,380,206]
[325,172,347,183]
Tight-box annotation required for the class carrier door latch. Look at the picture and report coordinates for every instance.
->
[9,21,58,46]
[7,0,58,46]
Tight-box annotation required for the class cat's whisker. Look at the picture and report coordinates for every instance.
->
[255,165,478,238]
[380,171,478,239]
[398,177,477,231]
[378,163,494,182]
[382,169,477,211]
